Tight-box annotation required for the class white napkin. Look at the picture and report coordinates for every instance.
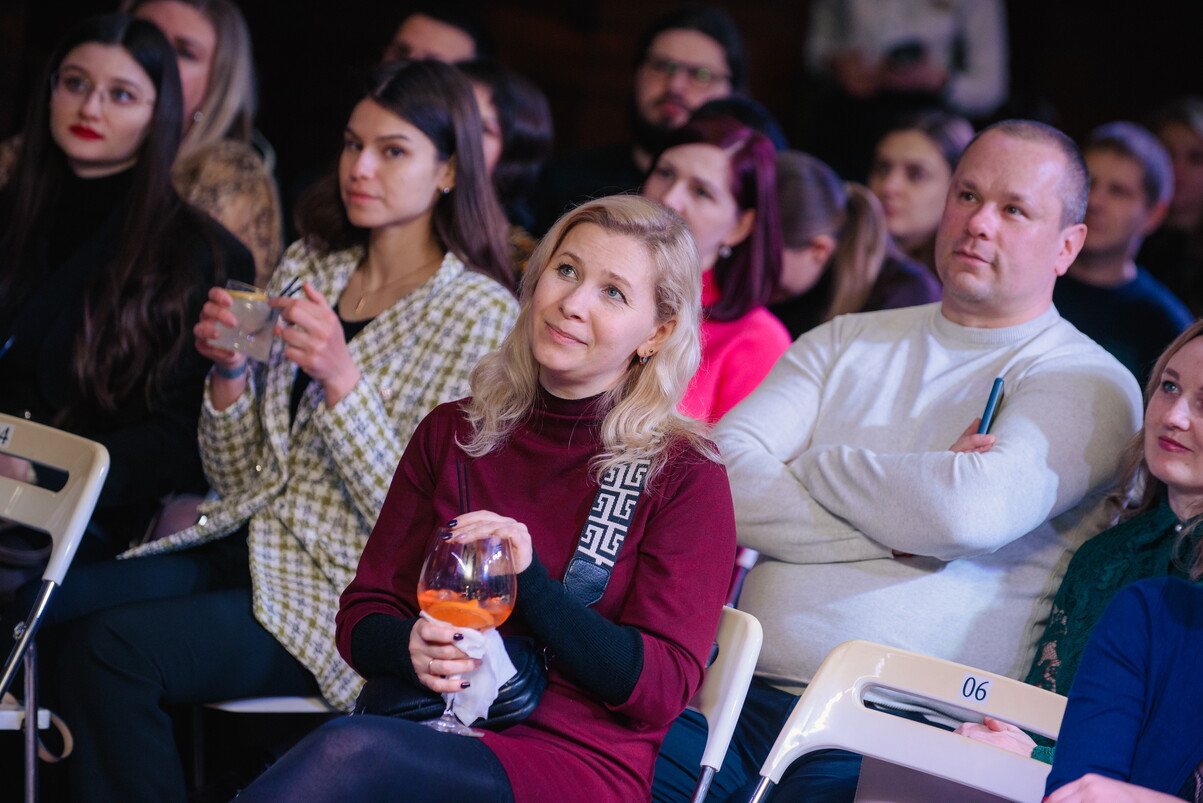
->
[421,612,517,726]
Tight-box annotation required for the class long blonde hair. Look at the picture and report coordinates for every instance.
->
[1116,319,1203,579]
[121,0,257,159]
[460,195,717,483]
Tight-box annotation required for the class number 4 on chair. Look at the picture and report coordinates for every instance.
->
[0,423,12,447]
[959,673,991,705]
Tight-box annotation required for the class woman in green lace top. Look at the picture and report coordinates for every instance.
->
[956,318,1203,762]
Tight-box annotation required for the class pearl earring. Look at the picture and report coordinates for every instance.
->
[718,244,732,259]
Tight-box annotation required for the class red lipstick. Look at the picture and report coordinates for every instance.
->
[69,125,102,141]
[1159,436,1190,453]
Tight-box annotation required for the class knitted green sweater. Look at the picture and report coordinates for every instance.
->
[1025,497,1195,762]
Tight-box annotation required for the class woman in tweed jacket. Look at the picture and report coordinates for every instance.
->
[48,60,519,802]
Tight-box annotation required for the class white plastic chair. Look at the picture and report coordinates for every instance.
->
[205,696,336,715]
[688,606,763,803]
[0,413,109,803]
[747,640,1066,803]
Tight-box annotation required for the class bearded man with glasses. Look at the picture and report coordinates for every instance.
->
[534,5,747,234]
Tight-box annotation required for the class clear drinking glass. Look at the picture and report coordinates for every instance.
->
[417,528,516,737]
[209,280,279,362]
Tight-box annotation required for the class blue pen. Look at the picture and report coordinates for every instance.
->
[977,377,1004,434]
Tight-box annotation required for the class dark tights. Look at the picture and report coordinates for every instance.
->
[236,715,515,803]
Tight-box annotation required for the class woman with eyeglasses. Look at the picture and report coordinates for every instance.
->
[0,1,282,289]
[0,13,254,561]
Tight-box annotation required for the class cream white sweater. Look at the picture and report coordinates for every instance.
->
[716,303,1142,690]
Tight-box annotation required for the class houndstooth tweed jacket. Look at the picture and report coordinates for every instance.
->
[124,241,518,710]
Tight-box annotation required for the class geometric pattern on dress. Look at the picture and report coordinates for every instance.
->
[574,458,651,568]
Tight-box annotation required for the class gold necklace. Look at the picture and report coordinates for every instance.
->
[351,254,443,314]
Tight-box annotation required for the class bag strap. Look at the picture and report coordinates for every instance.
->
[562,458,651,607]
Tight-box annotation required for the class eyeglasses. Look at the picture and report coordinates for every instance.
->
[51,72,155,110]
[643,56,731,88]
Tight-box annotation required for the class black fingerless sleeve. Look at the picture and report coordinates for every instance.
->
[516,553,644,706]
[349,613,421,686]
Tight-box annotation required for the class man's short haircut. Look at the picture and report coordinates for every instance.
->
[634,5,747,93]
[1084,121,1174,208]
[397,2,494,60]
[968,119,1090,228]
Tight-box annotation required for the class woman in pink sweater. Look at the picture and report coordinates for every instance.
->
[642,113,791,424]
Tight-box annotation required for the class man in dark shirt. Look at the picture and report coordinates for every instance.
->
[534,6,746,232]
[1055,122,1193,381]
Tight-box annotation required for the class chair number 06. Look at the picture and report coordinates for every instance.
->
[960,674,990,704]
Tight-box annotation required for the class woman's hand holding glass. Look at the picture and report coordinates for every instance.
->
[445,510,533,573]
[194,285,248,369]
[413,523,516,736]
[410,512,529,693]
[272,282,361,407]
[194,285,252,411]
[411,619,482,694]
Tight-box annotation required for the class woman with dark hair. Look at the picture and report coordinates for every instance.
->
[770,150,940,339]
[0,13,254,560]
[236,194,736,803]
[458,58,554,270]
[868,110,974,274]
[44,58,518,801]
[642,113,791,423]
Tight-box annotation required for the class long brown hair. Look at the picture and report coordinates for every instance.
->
[1116,319,1203,579]
[776,150,888,321]
[296,59,513,289]
[0,14,229,422]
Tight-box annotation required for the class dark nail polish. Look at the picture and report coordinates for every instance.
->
[460,681,471,689]
[452,633,464,641]
[447,519,458,528]
[441,532,453,541]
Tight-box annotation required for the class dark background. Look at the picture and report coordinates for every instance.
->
[3,1,1201,202]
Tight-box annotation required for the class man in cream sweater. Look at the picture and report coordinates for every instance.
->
[653,120,1143,802]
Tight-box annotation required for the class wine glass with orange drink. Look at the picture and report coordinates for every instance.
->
[417,527,516,736]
